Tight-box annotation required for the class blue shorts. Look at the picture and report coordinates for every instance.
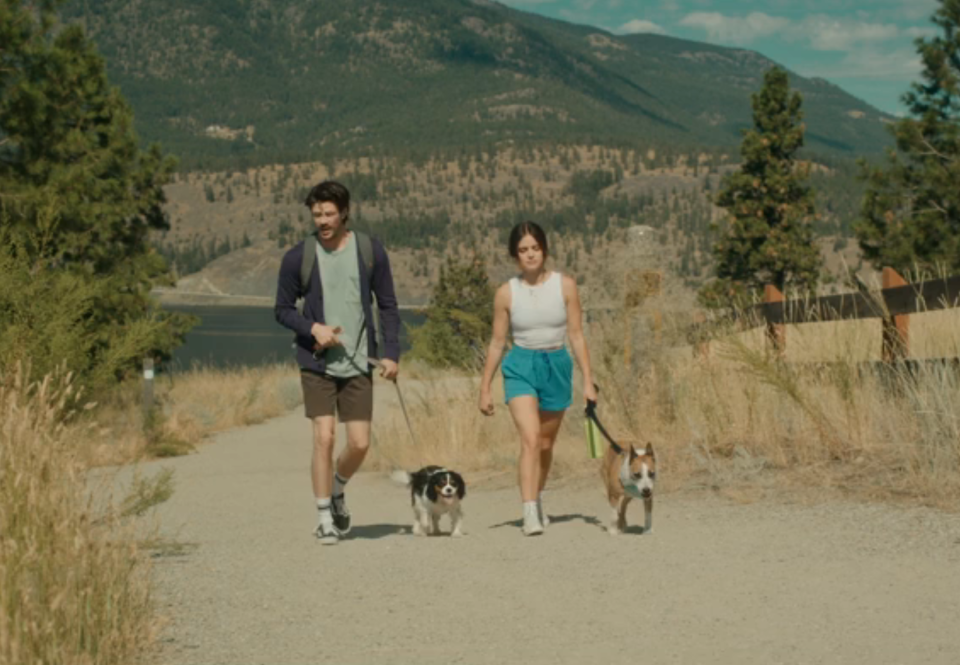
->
[502,346,573,412]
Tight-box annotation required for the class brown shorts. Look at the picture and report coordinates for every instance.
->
[300,371,373,421]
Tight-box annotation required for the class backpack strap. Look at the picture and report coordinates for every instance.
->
[353,231,380,351]
[300,234,318,294]
[354,230,375,283]
[295,234,318,316]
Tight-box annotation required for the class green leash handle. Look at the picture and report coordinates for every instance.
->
[584,384,623,455]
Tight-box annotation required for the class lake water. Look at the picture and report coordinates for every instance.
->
[162,305,425,372]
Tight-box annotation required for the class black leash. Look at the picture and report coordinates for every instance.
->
[584,384,624,455]
[368,357,422,449]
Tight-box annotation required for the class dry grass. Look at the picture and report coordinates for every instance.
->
[369,306,960,508]
[80,363,303,466]
[367,374,592,487]
[0,365,160,664]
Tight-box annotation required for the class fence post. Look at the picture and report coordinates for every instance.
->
[692,311,710,359]
[764,284,786,357]
[142,357,155,427]
[881,267,909,363]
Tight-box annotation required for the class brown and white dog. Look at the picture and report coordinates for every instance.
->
[600,441,656,535]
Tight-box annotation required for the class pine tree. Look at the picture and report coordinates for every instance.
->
[408,254,494,368]
[699,67,822,308]
[0,0,190,390]
[855,0,960,274]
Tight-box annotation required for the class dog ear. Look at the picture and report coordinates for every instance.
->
[646,442,655,457]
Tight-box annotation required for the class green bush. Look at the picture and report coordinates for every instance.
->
[0,233,190,399]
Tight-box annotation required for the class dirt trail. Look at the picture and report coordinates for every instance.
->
[147,381,960,665]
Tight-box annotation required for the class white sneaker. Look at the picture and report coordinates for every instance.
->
[315,512,339,546]
[522,511,544,537]
[537,498,550,528]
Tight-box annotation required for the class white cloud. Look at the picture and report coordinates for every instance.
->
[900,0,937,22]
[799,15,899,51]
[679,11,920,52]
[802,46,923,81]
[678,11,790,45]
[905,26,938,39]
[616,19,668,35]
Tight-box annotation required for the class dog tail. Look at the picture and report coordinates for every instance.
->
[389,469,412,486]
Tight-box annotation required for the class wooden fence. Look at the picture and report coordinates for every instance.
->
[691,268,960,362]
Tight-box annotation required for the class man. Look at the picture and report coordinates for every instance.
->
[275,180,400,545]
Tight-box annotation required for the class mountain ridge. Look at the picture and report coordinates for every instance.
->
[62,0,893,169]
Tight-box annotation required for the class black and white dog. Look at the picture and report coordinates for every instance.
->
[391,466,466,537]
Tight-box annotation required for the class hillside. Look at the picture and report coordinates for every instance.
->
[63,0,892,169]
[155,145,870,307]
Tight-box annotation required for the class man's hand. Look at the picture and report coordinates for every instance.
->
[378,358,399,381]
[311,323,343,350]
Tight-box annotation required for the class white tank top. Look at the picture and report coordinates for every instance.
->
[509,272,567,350]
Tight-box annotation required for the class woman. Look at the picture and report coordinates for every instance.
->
[478,221,597,536]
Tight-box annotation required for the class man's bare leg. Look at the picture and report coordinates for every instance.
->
[312,415,337,499]
[328,419,371,535]
[312,415,338,543]
[336,419,371,479]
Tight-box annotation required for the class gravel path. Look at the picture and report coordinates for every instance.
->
[146,382,960,665]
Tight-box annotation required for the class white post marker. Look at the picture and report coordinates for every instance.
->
[143,357,155,425]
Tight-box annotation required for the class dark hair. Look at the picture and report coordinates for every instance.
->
[508,221,548,259]
[304,180,350,221]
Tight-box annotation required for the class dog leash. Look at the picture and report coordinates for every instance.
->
[584,384,624,455]
[311,334,422,449]
[368,357,422,449]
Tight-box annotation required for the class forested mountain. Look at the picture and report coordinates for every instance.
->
[62,0,891,170]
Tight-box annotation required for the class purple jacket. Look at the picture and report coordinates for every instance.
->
[274,234,401,373]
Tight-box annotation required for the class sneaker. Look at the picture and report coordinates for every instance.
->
[522,512,544,537]
[331,493,351,536]
[315,513,339,545]
[537,499,550,528]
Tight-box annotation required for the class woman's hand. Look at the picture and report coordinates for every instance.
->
[584,382,598,404]
[478,389,495,416]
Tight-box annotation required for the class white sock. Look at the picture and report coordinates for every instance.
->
[316,498,333,526]
[333,473,349,496]
[523,501,539,520]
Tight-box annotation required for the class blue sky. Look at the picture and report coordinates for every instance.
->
[500,0,940,115]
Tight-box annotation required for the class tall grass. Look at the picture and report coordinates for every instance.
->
[82,363,304,464]
[370,304,960,507]
[368,375,589,484]
[0,366,156,664]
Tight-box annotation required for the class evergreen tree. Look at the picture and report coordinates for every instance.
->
[0,0,191,390]
[408,254,494,368]
[855,0,960,274]
[699,67,822,308]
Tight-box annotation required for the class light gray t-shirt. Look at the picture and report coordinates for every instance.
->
[317,234,368,377]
